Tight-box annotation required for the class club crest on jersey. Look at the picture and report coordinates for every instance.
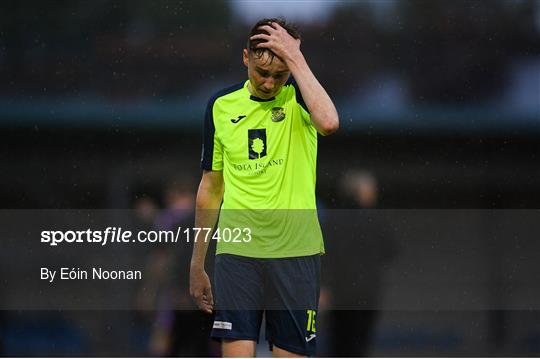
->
[271,107,286,122]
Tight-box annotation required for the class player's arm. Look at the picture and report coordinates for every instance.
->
[189,169,224,314]
[251,23,339,136]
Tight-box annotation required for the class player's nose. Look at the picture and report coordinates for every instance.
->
[263,78,275,91]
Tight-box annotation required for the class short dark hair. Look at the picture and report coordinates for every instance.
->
[247,18,300,60]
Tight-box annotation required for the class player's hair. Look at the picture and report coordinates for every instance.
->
[247,18,300,62]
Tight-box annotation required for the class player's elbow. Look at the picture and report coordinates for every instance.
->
[318,117,339,136]
[196,170,224,207]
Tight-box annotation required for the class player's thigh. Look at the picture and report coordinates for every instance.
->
[212,254,265,341]
[265,254,320,309]
[265,309,317,356]
[222,339,257,357]
[272,344,306,358]
[214,254,265,310]
[265,255,320,356]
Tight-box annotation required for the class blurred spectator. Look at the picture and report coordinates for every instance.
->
[343,170,379,208]
[154,178,195,231]
[133,196,159,230]
[137,177,215,356]
[323,170,398,356]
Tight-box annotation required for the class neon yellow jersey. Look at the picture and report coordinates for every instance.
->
[201,78,324,258]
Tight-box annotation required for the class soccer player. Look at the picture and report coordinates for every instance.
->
[189,18,339,357]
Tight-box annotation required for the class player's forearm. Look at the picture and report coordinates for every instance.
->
[190,185,223,270]
[287,53,339,136]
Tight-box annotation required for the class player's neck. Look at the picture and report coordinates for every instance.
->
[247,81,255,96]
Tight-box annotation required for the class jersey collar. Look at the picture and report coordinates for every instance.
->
[245,80,276,102]
[250,95,275,102]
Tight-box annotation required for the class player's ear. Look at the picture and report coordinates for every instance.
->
[243,49,249,67]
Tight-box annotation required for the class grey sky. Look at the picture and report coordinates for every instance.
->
[230,0,400,25]
[230,0,340,23]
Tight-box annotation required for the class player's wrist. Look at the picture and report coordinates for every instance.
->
[190,261,205,272]
[284,50,307,73]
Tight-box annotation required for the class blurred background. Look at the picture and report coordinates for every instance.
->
[1,0,539,356]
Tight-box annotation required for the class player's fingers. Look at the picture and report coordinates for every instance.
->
[202,304,213,314]
[257,24,276,33]
[205,287,214,306]
[200,296,213,314]
[190,289,200,299]
[269,22,289,36]
[254,39,277,48]
[252,41,274,51]
[193,289,209,308]
[196,295,212,313]
[250,33,271,41]
[194,296,204,309]
[202,293,213,306]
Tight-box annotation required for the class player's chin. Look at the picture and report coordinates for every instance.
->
[259,92,274,100]
[258,90,274,98]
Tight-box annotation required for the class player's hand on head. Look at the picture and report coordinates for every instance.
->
[189,268,214,314]
[250,22,301,63]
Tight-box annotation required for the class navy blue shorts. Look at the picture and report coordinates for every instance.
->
[211,254,320,356]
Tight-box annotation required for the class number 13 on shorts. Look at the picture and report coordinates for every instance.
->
[306,309,317,333]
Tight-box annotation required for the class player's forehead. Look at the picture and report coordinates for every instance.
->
[250,51,289,73]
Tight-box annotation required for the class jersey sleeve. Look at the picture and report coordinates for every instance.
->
[200,97,223,171]
[290,78,312,126]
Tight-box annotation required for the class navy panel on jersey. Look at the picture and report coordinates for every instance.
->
[200,82,244,171]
